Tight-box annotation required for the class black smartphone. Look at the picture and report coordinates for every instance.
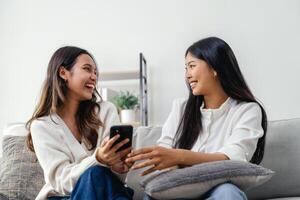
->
[110,125,133,152]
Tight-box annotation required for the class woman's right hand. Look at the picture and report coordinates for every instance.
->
[96,135,131,166]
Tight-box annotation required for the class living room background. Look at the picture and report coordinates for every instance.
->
[0,0,299,154]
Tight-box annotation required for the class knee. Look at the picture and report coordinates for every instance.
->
[209,183,247,200]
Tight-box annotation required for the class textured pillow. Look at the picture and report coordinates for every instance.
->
[140,160,274,200]
[0,136,44,200]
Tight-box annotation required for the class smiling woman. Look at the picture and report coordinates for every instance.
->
[126,37,268,200]
[25,46,134,200]
[58,54,98,102]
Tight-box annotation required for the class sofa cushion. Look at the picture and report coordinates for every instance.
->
[0,193,8,200]
[140,160,274,200]
[0,136,44,200]
[126,126,162,200]
[246,118,300,199]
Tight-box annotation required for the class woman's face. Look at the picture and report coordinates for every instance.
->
[62,54,98,101]
[185,52,218,96]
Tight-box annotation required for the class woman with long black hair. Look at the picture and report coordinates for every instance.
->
[127,37,267,199]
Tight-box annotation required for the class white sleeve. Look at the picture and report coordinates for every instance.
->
[31,120,101,195]
[157,98,186,148]
[217,103,264,162]
[98,101,121,142]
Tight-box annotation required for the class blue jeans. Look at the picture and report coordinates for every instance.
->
[143,183,247,200]
[48,165,133,200]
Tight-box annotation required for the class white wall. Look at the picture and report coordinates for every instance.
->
[1,0,300,146]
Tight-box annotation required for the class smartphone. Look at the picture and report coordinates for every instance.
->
[110,125,133,152]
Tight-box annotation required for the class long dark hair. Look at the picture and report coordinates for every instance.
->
[174,37,267,164]
[26,46,103,152]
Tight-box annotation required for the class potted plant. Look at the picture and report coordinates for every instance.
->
[111,91,139,123]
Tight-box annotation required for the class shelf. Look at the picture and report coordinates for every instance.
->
[100,70,139,81]
[98,53,148,126]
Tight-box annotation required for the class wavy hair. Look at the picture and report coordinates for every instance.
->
[26,46,103,152]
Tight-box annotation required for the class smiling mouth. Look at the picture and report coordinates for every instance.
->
[85,83,95,90]
[189,81,198,88]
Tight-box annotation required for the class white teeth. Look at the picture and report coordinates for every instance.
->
[86,84,95,89]
[190,82,197,88]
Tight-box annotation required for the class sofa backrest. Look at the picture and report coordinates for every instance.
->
[246,118,300,199]
[1,119,300,200]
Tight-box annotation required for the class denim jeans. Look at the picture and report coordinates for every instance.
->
[48,165,133,200]
[143,183,247,200]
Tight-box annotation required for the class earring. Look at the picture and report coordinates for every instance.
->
[213,71,217,77]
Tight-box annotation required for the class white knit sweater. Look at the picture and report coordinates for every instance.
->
[31,101,121,200]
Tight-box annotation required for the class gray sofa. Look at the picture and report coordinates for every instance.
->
[0,118,300,200]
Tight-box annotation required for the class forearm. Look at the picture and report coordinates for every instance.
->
[175,149,229,166]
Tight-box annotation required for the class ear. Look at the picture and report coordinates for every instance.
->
[58,66,68,81]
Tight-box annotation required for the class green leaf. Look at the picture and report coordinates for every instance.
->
[111,91,139,110]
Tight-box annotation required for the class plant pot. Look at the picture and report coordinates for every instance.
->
[120,109,136,123]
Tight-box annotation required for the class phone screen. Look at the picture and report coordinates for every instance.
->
[110,125,133,152]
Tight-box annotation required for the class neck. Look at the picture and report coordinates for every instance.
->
[203,89,228,109]
[57,97,79,120]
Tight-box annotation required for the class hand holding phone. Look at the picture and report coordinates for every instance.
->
[96,126,133,166]
[110,125,133,152]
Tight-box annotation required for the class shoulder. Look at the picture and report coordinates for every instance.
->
[31,115,58,130]
[229,99,263,124]
[30,115,63,140]
[98,100,120,124]
[98,100,118,115]
[232,100,262,115]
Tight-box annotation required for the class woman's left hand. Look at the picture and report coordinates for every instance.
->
[126,146,181,176]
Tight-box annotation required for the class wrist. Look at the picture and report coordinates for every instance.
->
[95,148,107,165]
[174,149,186,165]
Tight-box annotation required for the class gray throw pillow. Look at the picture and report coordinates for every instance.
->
[0,136,44,200]
[140,160,274,200]
[0,193,8,200]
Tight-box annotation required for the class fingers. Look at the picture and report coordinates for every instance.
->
[110,138,130,153]
[106,156,122,166]
[107,147,132,166]
[118,147,132,159]
[132,159,156,170]
[101,136,109,147]
[125,160,134,168]
[141,166,157,176]
[104,134,120,150]
[128,147,154,157]
[126,151,153,163]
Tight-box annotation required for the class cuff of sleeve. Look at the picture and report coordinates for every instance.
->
[217,145,248,162]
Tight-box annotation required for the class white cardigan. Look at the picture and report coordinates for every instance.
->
[31,101,121,200]
[158,97,264,162]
